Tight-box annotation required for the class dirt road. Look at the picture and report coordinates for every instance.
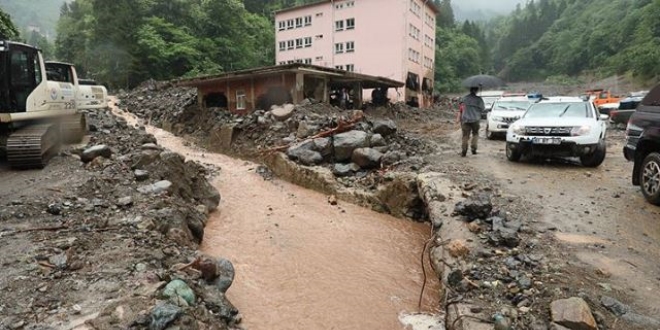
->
[437,127,660,318]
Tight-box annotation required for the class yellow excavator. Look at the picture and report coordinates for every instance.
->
[0,40,90,169]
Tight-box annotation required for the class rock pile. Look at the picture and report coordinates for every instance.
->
[0,107,239,329]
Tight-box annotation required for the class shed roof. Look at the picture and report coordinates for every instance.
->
[173,63,404,90]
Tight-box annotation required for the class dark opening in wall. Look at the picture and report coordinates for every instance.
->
[205,92,228,108]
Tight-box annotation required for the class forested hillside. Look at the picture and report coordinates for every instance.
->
[490,0,660,82]
[0,0,67,38]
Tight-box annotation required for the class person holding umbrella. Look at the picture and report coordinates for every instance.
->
[457,86,486,157]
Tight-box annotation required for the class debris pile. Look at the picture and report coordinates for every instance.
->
[119,83,435,176]
[0,107,239,329]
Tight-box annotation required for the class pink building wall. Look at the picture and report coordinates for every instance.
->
[275,0,437,107]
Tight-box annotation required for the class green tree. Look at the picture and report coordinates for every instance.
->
[0,8,19,39]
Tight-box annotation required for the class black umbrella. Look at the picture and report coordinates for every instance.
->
[462,75,505,89]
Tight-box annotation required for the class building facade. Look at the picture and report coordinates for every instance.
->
[275,0,437,107]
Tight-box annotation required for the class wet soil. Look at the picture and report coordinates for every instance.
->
[427,126,660,320]
[112,103,443,329]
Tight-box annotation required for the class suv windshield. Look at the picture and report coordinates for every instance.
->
[525,102,590,118]
[493,101,530,111]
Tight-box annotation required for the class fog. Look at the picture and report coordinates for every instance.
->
[454,0,523,13]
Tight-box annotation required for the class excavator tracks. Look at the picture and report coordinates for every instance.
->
[6,124,60,169]
[60,113,87,143]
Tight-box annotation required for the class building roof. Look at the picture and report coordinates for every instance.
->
[173,63,404,90]
[275,0,439,15]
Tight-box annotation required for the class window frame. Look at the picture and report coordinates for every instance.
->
[295,38,303,49]
[295,17,303,28]
[287,40,294,50]
[345,41,355,53]
[346,18,355,30]
[335,43,344,54]
[304,37,312,48]
[236,90,247,110]
[304,15,312,26]
[287,19,294,30]
[346,64,355,72]
[279,41,286,52]
[278,21,286,31]
[335,20,344,31]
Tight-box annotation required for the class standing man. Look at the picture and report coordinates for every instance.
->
[458,86,485,157]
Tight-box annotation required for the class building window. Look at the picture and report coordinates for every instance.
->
[287,60,294,64]
[425,34,434,47]
[409,0,421,16]
[304,58,312,64]
[279,41,286,52]
[278,21,285,31]
[335,65,344,70]
[316,12,323,17]
[346,41,355,52]
[335,3,344,9]
[295,38,303,49]
[236,90,246,110]
[295,59,303,63]
[346,18,355,30]
[335,43,344,54]
[409,24,420,40]
[304,15,312,26]
[315,56,324,61]
[346,1,355,7]
[315,34,324,39]
[287,19,294,29]
[295,17,303,28]
[304,37,312,48]
[279,61,286,65]
[287,40,294,50]
[335,20,344,31]
[346,64,355,72]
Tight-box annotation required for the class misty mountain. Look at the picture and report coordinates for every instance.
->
[452,0,522,21]
[0,0,68,38]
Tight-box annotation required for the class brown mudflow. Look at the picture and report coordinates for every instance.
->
[113,102,440,329]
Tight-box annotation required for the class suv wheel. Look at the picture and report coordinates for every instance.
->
[640,152,660,205]
[506,142,522,162]
[580,141,606,167]
[486,126,495,140]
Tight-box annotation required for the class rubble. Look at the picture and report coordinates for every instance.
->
[550,297,597,330]
[0,106,238,329]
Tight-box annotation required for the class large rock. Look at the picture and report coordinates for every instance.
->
[372,119,397,136]
[81,145,113,163]
[287,140,323,165]
[213,258,235,293]
[381,150,406,166]
[550,297,597,330]
[333,130,369,161]
[313,138,333,159]
[454,193,493,221]
[297,121,318,138]
[333,163,361,177]
[370,133,387,147]
[271,104,295,121]
[163,279,196,307]
[351,148,383,169]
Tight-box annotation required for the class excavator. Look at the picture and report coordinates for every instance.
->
[0,40,87,169]
[45,61,108,111]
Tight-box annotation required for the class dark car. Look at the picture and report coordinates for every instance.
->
[623,84,660,204]
[610,95,645,126]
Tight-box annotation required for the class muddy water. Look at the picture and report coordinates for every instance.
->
[111,103,440,329]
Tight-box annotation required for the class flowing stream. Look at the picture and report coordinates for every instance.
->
[112,101,442,329]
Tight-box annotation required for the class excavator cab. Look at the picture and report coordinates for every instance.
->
[0,40,42,113]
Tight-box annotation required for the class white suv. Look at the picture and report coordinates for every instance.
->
[486,96,532,139]
[506,97,608,167]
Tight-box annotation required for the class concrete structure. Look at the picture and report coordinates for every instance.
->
[174,63,404,114]
[275,0,438,107]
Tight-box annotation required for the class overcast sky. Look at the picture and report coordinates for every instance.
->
[454,0,524,13]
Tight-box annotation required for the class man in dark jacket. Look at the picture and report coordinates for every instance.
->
[458,86,485,157]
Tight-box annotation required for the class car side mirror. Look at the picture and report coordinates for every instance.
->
[600,114,609,121]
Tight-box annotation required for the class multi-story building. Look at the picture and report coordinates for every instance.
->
[275,0,438,107]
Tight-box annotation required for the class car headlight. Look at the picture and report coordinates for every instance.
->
[510,124,526,135]
[491,116,504,122]
[571,125,591,136]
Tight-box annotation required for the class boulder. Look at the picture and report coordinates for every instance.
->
[271,104,295,121]
[313,138,333,159]
[454,193,493,221]
[352,148,383,169]
[287,141,323,165]
[134,169,150,181]
[81,145,112,163]
[162,279,196,307]
[370,133,387,147]
[213,258,235,293]
[333,130,369,161]
[333,163,361,177]
[372,119,397,136]
[550,297,597,330]
[287,140,315,159]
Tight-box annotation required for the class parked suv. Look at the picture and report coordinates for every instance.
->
[486,96,532,139]
[506,97,608,167]
[623,84,660,205]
